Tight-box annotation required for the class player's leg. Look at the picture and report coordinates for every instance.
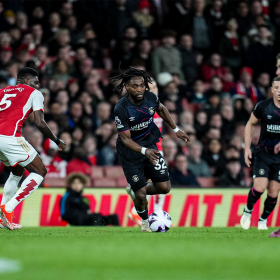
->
[259,180,280,230]
[240,177,268,230]
[154,194,165,212]
[1,155,47,229]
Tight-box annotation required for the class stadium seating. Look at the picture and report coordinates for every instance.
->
[104,166,125,178]
[92,178,116,188]
[197,177,218,188]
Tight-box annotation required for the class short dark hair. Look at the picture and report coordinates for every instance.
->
[272,76,280,85]
[66,172,88,188]
[17,67,38,83]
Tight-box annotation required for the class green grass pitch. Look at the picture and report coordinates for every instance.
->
[0,227,279,280]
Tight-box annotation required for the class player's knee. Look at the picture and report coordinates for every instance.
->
[158,181,171,194]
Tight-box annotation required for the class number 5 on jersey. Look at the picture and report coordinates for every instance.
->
[0,94,17,111]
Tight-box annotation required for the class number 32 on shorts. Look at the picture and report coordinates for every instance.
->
[154,158,167,170]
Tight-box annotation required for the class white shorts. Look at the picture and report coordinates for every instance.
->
[0,135,38,167]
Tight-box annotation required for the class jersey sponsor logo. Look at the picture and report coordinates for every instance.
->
[132,175,139,182]
[3,87,24,93]
[115,116,124,129]
[149,107,155,115]
[131,117,153,131]
[267,124,280,133]
[267,115,272,119]
[259,169,265,175]
[129,117,135,121]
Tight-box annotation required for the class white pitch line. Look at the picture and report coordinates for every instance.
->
[0,258,22,274]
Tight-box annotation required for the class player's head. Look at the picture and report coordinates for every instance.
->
[17,67,39,89]
[109,66,152,102]
[66,172,88,192]
[276,53,280,77]
[271,76,280,102]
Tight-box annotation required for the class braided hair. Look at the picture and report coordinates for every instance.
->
[109,66,153,95]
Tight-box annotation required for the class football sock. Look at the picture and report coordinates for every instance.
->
[154,194,165,212]
[137,208,148,221]
[1,173,22,205]
[260,195,278,220]
[5,173,43,212]
[246,187,264,211]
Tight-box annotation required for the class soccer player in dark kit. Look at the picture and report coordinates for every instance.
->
[110,67,189,232]
[241,77,280,232]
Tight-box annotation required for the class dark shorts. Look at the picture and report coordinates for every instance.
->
[253,150,280,183]
[117,143,169,192]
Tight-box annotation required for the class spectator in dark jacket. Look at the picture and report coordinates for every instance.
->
[169,153,200,186]
[218,157,246,187]
[60,173,119,226]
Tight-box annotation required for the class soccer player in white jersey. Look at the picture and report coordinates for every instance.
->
[0,67,66,230]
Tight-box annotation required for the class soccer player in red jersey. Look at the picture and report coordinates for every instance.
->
[0,67,66,230]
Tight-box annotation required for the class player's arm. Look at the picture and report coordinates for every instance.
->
[33,110,66,151]
[119,130,159,164]
[156,103,190,142]
[244,113,259,167]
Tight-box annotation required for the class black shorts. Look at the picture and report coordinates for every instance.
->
[253,150,280,183]
[117,142,169,192]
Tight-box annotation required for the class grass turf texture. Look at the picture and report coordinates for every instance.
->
[0,227,279,280]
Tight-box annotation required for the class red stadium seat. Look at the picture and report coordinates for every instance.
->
[197,177,218,188]
[104,166,125,178]
[116,177,128,188]
[92,178,116,188]
[91,166,104,178]
[243,167,252,178]
[44,177,66,188]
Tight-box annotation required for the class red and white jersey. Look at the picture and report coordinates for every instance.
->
[0,84,44,137]
[154,112,163,152]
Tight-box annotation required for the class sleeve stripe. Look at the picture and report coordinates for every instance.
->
[119,129,130,133]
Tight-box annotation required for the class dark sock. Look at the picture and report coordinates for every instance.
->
[137,208,148,220]
[246,187,264,211]
[260,195,278,220]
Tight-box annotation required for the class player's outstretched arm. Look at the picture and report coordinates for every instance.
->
[244,113,258,167]
[156,104,190,142]
[119,130,159,164]
[33,110,66,151]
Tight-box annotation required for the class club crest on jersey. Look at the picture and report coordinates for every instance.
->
[115,116,124,129]
[259,169,265,175]
[149,107,154,115]
[132,175,139,182]
[267,115,272,119]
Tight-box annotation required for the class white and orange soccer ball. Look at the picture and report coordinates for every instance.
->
[148,210,172,232]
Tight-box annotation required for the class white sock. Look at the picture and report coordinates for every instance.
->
[245,206,252,213]
[154,194,165,212]
[259,217,267,222]
[1,173,22,205]
[5,173,43,212]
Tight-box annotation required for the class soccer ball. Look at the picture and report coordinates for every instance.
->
[148,210,172,232]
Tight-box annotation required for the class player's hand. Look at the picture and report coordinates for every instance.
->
[57,139,66,151]
[175,130,190,143]
[275,142,280,154]
[145,149,160,165]
[244,148,252,167]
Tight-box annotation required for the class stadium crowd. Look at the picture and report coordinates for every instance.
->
[0,0,278,187]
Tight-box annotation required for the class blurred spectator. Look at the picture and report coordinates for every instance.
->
[71,127,84,147]
[48,29,71,57]
[230,67,263,103]
[202,138,226,176]
[191,79,206,104]
[0,46,12,69]
[162,138,178,167]
[183,0,212,55]
[95,121,114,150]
[29,131,43,154]
[66,147,92,176]
[60,173,119,226]
[246,25,275,79]
[65,15,82,46]
[16,11,28,33]
[93,102,112,130]
[169,153,200,186]
[219,18,242,77]
[58,132,74,162]
[78,91,93,116]
[204,76,224,99]
[98,133,119,166]
[152,30,184,80]
[31,24,44,46]
[45,12,61,42]
[68,102,83,129]
[194,110,208,139]
[220,104,235,140]
[256,72,270,98]
[187,140,211,177]
[178,34,199,84]
[83,136,98,165]
[51,59,72,84]
[132,38,152,71]
[218,157,246,187]
[235,1,252,37]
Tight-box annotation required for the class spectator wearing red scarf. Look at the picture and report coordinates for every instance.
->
[230,67,263,104]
